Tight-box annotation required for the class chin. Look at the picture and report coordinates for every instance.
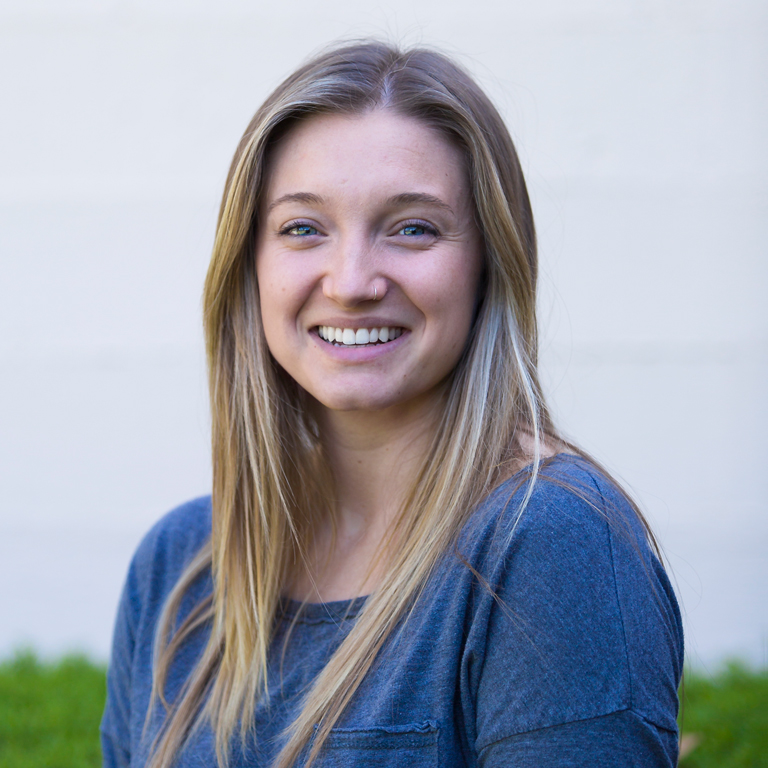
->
[320,395,398,413]
[310,385,412,414]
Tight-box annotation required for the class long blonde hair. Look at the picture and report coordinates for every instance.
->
[148,40,569,768]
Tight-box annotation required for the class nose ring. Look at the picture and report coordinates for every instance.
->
[373,286,378,301]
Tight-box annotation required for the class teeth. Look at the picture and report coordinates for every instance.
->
[317,326,403,346]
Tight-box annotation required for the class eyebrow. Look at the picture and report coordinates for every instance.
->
[267,192,324,214]
[266,191,455,216]
[386,193,455,216]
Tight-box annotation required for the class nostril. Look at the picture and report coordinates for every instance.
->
[321,271,384,308]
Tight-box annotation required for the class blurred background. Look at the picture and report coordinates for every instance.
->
[0,0,765,672]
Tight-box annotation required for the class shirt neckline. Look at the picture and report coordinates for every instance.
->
[276,453,583,623]
[278,594,368,623]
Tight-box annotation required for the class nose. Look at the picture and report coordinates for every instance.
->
[322,235,382,307]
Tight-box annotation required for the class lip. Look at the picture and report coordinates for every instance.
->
[311,326,409,362]
[309,317,408,330]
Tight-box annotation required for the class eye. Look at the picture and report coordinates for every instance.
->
[279,221,320,237]
[396,220,439,237]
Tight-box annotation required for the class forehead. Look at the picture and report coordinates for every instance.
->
[262,110,470,208]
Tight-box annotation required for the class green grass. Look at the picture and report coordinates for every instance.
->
[679,661,768,768]
[0,652,765,767]
[0,651,106,768]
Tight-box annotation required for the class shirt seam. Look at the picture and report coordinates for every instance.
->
[584,470,635,712]
[477,706,677,753]
[279,615,362,626]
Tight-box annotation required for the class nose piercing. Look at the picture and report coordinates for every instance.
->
[373,286,378,301]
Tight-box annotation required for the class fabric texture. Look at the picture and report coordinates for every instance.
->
[101,455,684,767]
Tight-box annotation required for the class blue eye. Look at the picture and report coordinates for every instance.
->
[284,223,318,236]
[398,221,438,237]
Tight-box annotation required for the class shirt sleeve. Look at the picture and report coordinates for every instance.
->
[99,496,213,768]
[469,464,683,766]
[100,556,139,768]
[479,710,678,767]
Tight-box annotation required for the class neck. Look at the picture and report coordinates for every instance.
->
[319,396,441,528]
[290,394,442,603]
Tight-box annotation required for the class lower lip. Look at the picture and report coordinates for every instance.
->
[311,330,408,361]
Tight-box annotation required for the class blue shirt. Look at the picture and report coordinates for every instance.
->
[101,455,683,767]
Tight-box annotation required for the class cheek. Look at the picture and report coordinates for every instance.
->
[256,256,302,329]
[255,264,277,329]
[255,257,294,360]
[256,261,321,374]
[417,257,483,358]
[439,252,483,325]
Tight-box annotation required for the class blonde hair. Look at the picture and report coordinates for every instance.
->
[148,40,572,768]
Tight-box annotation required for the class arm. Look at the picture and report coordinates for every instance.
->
[470,462,683,766]
[99,496,213,768]
[479,710,678,767]
[100,558,139,768]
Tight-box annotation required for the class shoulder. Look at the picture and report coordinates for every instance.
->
[132,495,212,570]
[130,496,212,580]
[467,454,681,652]
[102,496,212,756]
[479,454,682,645]
[121,496,213,631]
[107,496,212,687]
[462,454,645,615]
[463,454,642,563]
[462,455,683,738]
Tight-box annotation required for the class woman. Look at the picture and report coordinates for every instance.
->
[101,41,683,768]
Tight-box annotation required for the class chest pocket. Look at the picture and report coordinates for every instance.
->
[317,722,440,768]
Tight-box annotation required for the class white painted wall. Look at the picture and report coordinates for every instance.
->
[1,0,765,669]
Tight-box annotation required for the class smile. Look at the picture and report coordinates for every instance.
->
[317,326,404,346]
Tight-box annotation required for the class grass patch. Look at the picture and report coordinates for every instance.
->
[679,661,768,767]
[0,651,106,768]
[0,652,765,766]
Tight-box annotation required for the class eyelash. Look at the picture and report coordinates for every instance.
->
[278,220,319,237]
[397,220,440,237]
[276,219,440,238]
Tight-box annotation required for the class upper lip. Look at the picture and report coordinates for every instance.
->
[310,318,409,329]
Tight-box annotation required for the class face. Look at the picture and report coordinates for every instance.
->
[256,109,483,418]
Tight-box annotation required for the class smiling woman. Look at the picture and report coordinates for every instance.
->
[257,111,482,421]
[101,41,683,768]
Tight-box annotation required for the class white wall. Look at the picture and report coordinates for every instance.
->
[1,0,766,669]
